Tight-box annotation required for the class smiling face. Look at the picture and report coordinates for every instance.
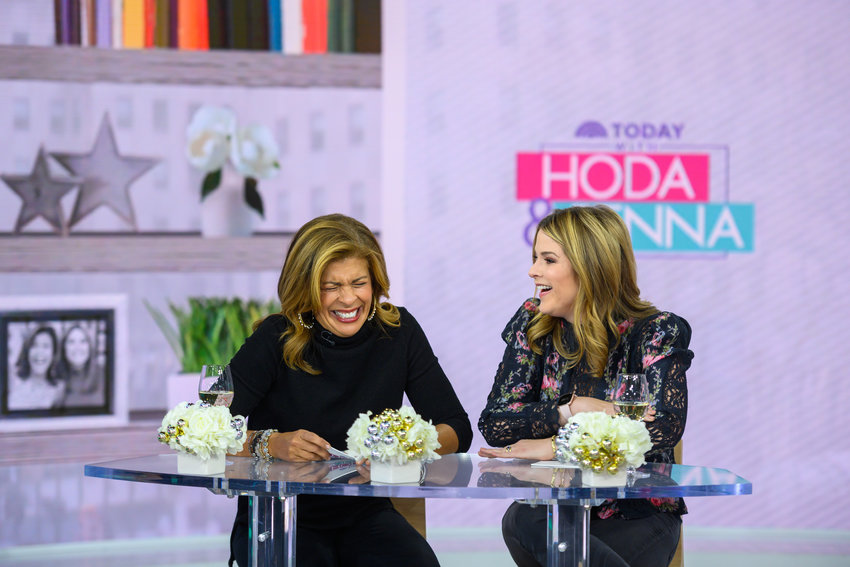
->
[529,230,579,322]
[315,256,374,337]
[64,327,91,369]
[28,330,55,378]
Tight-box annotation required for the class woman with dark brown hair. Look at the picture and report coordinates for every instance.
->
[9,325,63,410]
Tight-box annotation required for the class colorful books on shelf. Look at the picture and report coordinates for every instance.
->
[51,0,381,53]
[178,0,209,50]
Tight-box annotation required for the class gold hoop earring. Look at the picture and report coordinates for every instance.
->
[367,302,377,321]
[297,313,314,330]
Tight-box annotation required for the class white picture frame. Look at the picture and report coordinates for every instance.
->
[0,294,128,432]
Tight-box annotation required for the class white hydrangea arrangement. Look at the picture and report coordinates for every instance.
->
[346,407,441,466]
[554,412,652,474]
[157,402,248,461]
[186,105,281,218]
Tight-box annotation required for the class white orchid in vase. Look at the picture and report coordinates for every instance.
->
[186,106,280,218]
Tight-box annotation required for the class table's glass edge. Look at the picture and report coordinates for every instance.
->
[82,455,752,500]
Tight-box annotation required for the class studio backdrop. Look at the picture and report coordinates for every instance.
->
[382,0,850,532]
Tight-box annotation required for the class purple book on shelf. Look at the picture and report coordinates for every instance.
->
[169,0,179,47]
[96,0,112,47]
[68,0,82,45]
[53,0,62,44]
[54,0,72,44]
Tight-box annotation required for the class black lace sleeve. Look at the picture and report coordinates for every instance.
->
[478,300,562,446]
[628,312,693,459]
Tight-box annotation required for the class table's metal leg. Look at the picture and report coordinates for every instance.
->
[249,494,275,567]
[248,493,297,567]
[577,502,590,566]
[280,493,296,567]
[546,501,590,567]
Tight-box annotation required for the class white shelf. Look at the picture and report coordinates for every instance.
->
[0,234,291,272]
[0,45,381,88]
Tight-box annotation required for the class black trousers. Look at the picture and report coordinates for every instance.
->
[231,502,440,567]
[502,501,681,567]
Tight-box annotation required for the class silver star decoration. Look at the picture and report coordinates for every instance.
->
[1,146,79,235]
[52,115,158,230]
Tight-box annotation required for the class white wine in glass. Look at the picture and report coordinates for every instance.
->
[613,372,651,479]
[198,364,234,407]
[613,373,650,421]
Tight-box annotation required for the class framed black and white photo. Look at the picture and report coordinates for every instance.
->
[0,295,128,432]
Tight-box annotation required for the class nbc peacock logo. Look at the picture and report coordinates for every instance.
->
[575,121,608,138]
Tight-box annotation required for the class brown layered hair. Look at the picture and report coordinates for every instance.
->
[274,214,400,374]
[527,205,657,377]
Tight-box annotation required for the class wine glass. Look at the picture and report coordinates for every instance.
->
[612,373,650,421]
[612,373,650,478]
[198,364,234,407]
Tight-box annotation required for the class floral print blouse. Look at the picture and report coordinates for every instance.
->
[478,298,694,519]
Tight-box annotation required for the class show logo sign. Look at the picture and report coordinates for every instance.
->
[516,121,754,254]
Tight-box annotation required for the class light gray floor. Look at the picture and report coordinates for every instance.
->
[3,531,850,567]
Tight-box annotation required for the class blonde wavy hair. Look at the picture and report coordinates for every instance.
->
[274,214,400,374]
[527,205,657,377]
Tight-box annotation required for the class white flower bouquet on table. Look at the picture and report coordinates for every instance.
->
[186,105,280,218]
[346,407,441,484]
[554,412,652,484]
[158,402,248,474]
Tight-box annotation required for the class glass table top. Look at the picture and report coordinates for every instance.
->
[84,453,752,502]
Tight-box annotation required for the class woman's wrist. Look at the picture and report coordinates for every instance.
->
[557,394,575,425]
[251,429,278,461]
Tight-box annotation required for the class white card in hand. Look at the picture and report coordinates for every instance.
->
[328,446,354,460]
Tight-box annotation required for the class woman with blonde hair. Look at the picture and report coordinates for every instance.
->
[228,213,472,567]
[479,205,692,566]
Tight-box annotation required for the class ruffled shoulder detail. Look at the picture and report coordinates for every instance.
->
[501,298,539,348]
[626,311,692,350]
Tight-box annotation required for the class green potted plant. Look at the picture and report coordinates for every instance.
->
[145,297,279,407]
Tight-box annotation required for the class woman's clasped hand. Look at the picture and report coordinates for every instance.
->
[270,429,333,462]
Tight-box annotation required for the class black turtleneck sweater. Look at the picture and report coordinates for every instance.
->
[228,307,472,529]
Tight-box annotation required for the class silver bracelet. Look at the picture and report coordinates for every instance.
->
[257,429,278,462]
[248,430,263,459]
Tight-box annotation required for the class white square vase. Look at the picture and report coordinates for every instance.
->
[581,468,628,487]
[177,452,226,475]
[370,460,422,484]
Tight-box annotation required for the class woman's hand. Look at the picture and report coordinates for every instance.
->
[566,396,656,421]
[478,437,554,461]
[563,396,656,421]
[347,460,372,484]
[269,429,331,462]
[638,406,656,422]
[435,423,460,455]
[569,396,618,415]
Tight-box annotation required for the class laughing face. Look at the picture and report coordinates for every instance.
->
[64,327,91,369]
[28,330,56,378]
[529,230,579,322]
[315,256,374,338]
